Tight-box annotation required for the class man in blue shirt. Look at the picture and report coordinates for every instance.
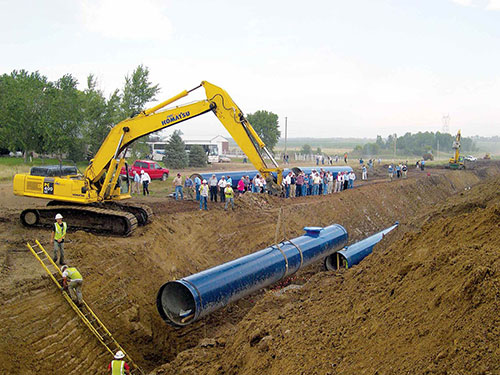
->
[184,176,194,200]
[194,176,201,201]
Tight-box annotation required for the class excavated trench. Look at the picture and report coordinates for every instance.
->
[0,164,498,375]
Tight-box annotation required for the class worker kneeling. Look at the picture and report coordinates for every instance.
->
[61,265,83,306]
[108,351,131,375]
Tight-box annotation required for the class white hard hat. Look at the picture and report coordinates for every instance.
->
[55,213,63,220]
[61,265,68,271]
[140,170,144,174]
[202,179,207,183]
[114,350,125,359]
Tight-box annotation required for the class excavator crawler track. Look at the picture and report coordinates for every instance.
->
[104,202,154,226]
[20,205,138,236]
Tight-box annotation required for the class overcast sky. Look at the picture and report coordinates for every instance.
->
[1,0,499,139]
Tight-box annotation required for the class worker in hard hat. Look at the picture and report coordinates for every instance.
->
[50,213,67,265]
[108,351,131,375]
[61,264,83,306]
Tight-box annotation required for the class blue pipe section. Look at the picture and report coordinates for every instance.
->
[324,222,399,271]
[190,166,353,188]
[157,224,348,326]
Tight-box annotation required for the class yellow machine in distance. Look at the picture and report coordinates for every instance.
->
[13,81,283,235]
[448,130,465,170]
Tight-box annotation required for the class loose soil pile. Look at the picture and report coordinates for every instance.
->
[0,163,498,375]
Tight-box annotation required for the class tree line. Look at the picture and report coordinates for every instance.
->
[353,132,477,157]
[0,65,160,162]
[0,68,281,166]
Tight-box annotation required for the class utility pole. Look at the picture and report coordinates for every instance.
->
[393,133,397,161]
[284,116,288,162]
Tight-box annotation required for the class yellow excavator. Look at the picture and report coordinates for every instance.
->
[448,130,465,170]
[13,81,282,235]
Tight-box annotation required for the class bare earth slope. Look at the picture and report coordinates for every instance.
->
[0,164,498,375]
[151,173,500,375]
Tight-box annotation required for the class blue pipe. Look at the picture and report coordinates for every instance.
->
[324,222,399,271]
[157,224,348,326]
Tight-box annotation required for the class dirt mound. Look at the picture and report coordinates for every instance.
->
[0,164,498,375]
[150,175,500,375]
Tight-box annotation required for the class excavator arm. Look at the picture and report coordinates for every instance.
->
[85,81,282,196]
[13,81,282,235]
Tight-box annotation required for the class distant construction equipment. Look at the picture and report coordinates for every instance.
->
[448,130,465,169]
[26,240,144,375]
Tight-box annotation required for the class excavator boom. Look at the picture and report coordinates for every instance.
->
[13,81,282,235]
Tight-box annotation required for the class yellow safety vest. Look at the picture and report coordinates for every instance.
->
[111,360,125,375]
[225,187,234,198]
[66,267,82,280]
[54,222,67,241]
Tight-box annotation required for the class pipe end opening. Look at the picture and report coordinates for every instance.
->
[324,252,347,271]
[157,282,197,326]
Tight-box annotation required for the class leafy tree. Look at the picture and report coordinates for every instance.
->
[188,144,207,167]
[246,110,280,151]
[81,74,111,159]
[45,74,84,161]
[300,144,312,155]
[120,65,160,159]
[121,64,160,117]
[316,147,322,154]
[375,135,385,148]
[0,70,52,161]
[163,130,188,169]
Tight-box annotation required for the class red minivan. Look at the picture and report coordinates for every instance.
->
[121,160,170,180]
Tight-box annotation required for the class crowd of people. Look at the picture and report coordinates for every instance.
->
[387,162,409,180]
[282,169,357,198]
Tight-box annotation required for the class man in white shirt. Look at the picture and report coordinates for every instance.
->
[140,170,151,196]
[217,176,227,202]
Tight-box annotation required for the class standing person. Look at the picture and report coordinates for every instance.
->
[194,175,201,201]
[244,175,250,192]
[224,184,235,210]
[50,213,67,265]
[218,176,227,203]
[173,173,183,200]
[199,180,209,210]
[335,172,341,193]
[402,163,408,178]
[344,152,348,164]
[349,171,356,188]
[208,174,218,202]
[388,164,394,181]
[284,172,292,198]
[421,160,425,171]
[302,173,308,196]
[237,177,245,196]
[396,164,401,178]
[140,170,151,196]
[61,264,83,306]
[290,173,296,198]
[328,172,334,194]
[132,171,141,194]
[313,172,321,195]
[226,175,233,187]
[108,351,131,375]
[343,172,349,191]
[184,175,194,200]
[362,165,367,180]
[296,172,304,197]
